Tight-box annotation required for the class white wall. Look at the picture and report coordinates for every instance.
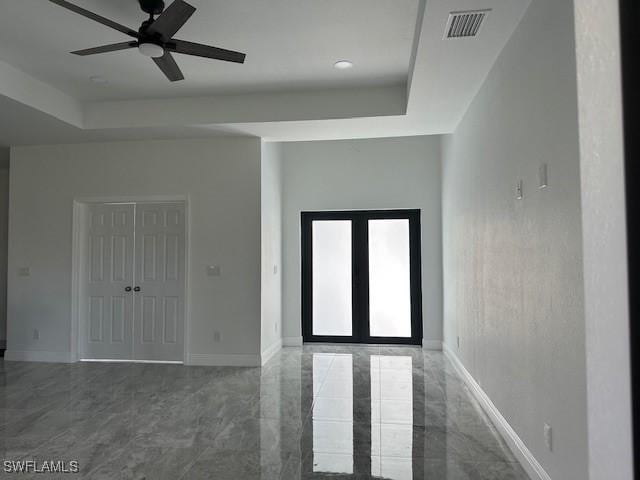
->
[281,136,442,345]
[441,0,588,478]
[0,148,8,346]
[574,0,633,478]
[260,141,283,359]
[7,138,263,364]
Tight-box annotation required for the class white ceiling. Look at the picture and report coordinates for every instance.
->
[0,0,533,146]
[0,0,417,101]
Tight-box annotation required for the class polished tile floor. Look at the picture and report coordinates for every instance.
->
[0,346,529,479]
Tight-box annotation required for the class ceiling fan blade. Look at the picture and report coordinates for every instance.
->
[49,0,140,38]
[153,52,184,82]
[147,0,196,40]
[166,39,246,64]
[72,41,138,56]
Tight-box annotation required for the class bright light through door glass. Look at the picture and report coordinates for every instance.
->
[312,220,352,337]
[368,219,411,338]
[372,355,414,479]
[312,354,354,474]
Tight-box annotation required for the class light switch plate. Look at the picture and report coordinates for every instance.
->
[544,423,553,452]
[539,164,548,189]
[207,265,221,277]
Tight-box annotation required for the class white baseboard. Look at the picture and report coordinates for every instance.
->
[283,336,303,347]
[5,350,75,363]
[188,353,260,367]
[80,359,183,364]
[261,339,283,366]
[422,339,443,351]
[443,344,551,480]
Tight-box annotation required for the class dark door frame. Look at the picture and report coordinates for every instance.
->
[619,0,639,476]
[301,209,423,345]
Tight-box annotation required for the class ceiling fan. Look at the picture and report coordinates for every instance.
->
[49,0,246,82]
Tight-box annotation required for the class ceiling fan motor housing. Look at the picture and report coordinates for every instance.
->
[139,0,165,16]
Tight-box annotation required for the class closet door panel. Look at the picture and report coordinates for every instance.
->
[133,203,186,361]
[82,204,135,359]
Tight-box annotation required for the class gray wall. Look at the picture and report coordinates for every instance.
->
[441,0,588,478]
[260,142,283,357]
[7,138,263,363]
[281,136,442,345]
[574,0,634,478]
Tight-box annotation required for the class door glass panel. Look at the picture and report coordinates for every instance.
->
[368,219,411,338]
[312,220,352,336]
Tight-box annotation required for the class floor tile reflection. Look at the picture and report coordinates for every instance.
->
[0,346,529,479]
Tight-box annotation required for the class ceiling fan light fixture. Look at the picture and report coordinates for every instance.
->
[138,42,165,58]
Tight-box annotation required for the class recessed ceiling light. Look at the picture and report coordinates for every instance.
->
[334,60,354,70]
[89,75,108,85]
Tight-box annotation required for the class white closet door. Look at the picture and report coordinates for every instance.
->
[133,203,186,361]
[82,204,135,359]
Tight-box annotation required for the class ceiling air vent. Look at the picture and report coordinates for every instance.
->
[445,10,491,39]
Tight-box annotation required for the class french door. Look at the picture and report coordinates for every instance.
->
[83,203,135,360]
[81,202,186,362]
[301,210,422,345]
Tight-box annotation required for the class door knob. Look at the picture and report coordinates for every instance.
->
[133,286,141,292]
[125,286,132,292]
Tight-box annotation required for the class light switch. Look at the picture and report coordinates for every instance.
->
[273,265,278,275]
[539,163,548,189]
[18,267,31,277]
[207,265,221,277]
[544,423,553,452]
[516,180,523,200]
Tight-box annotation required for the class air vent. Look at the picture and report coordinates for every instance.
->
[445,10,490,39]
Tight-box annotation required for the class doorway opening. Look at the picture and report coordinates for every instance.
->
[620,0,639,474]
[74,200,187,363]
[301,210,422,345]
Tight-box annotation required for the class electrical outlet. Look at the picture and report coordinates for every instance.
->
[213,331,221,342]
[33,329,39,340]
[207,265,221,277]
[19,267,31,277]
[544,423,553,452]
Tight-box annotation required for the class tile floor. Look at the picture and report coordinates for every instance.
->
[0,346,529,479]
